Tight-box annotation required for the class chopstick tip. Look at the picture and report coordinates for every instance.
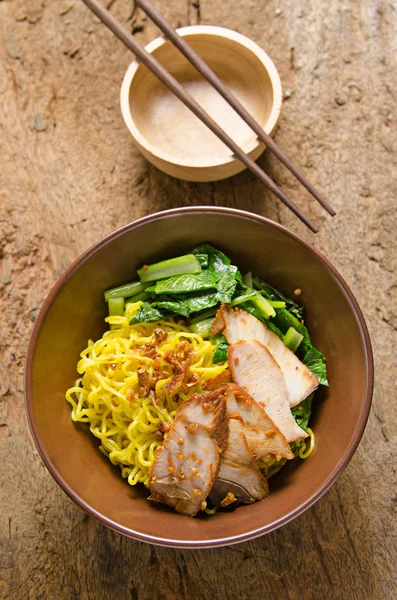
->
[304,218,319,234]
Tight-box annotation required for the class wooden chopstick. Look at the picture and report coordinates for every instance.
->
[81,0,320,233]
[135,0,335,219]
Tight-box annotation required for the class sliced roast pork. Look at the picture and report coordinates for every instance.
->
[228,341,308,443]
[209,416,269,506]
[149,390,227,516]
[212,305,318,407]
[203,370,232,392]
[225,384,294,461]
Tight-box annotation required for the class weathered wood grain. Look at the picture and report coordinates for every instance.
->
[0,0,396,598]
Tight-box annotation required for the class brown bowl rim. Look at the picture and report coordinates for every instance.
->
[24,207,374,548]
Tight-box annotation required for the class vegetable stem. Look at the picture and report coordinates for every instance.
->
[231,290,257,306]
[189,317,214,339]
[108,297,125,330]
[125,291,151,304]
[108,297,125,316]
[283,327,304,352]
[190,308,217,324]
[138,254,201,282]
[268,300,286,308]
[242,271,253,287]
[251,293,276,319]
[104,281,149,301]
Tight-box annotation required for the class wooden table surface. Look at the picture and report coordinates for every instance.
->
[1,1,396,598]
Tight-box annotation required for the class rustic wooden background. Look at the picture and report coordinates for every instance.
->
[1,0,396,598]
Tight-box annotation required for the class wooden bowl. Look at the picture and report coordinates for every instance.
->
[25,208,373,548]
[120,26,282,182]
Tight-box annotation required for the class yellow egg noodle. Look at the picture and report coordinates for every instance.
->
[66,302,228,487]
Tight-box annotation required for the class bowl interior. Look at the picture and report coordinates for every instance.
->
[27,209,372,547]
[128,30,277,167]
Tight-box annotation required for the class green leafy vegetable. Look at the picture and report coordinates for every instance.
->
[192,243,231,270]
[150,266,238,317]
[232,280,247,297]
[266,320,285,339]
[215,265,239,302]
[300,347,328,386]
[154,271,219,295]
[192,243,243,282]
[211,333,229,363]
[292,394,313,429]
[130,303,166,324]
[152,291,220,317]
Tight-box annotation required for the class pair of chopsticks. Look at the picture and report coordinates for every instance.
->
[81,0,336,233]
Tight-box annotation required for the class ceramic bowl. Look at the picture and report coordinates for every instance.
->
[120,26,282,182]
[25,207,373,548]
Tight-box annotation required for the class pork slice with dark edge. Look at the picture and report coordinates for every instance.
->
[209,416,269,507]
[149,390,227,516]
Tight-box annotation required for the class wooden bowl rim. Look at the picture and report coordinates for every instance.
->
[120,25,283,169]
[24,207,374,548]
